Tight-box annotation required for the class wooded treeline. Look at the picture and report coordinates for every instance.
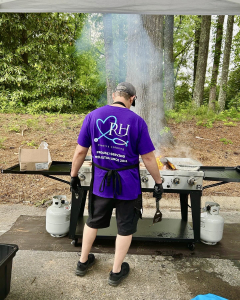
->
[0,13,106,113]
[0,14,240,118]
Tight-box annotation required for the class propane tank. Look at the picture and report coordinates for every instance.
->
[200,201,224,245]
[46,195,71,238]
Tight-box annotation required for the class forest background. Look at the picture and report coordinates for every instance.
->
[0,13,240,147]
[1,13,240,202]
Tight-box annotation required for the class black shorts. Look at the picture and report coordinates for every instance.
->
[86,194,142,236]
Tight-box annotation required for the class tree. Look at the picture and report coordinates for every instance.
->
[0,13,91,112]
[126,15,174,149]
[103,14,116,105]
[192,15,211,107]
[173,15,198,105]
[164,15,175,110]
[0,13,107,113]
[218,15,235,111]
[209,15,225,110]
[193,16,202,86]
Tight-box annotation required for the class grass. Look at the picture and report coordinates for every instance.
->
[219,138,233,145]
[166,103,240,126]
[25,118,42,131]
[223,122,237,127]
[7,124,21,133]
[0,137,7,149]
[21,140,38,148]
[45,116,58,125]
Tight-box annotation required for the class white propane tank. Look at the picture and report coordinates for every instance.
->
[200,201,224,245]
[46,195,71,238]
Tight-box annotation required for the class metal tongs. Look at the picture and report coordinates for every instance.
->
[153,196,162,224]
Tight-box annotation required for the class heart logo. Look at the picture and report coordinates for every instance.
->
[95,116,117,142]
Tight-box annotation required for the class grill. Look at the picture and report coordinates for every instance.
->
[2,157,240,249]
[76,157,205,192]
[140,157,204,191]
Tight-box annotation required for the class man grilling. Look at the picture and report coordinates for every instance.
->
[70,82,163,286]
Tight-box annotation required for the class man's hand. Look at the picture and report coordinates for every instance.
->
[70,176,81,192]
[153,183,163,201]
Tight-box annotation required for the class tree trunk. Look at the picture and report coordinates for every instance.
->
[103,14,116,105]
[218,15,234,112]
[164,15,175,110]
[193,16,211,107]
[126,15,174,150]
[209,15,225,111]
[193,16,201,86]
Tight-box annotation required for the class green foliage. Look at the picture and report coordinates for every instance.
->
[223,121,237,127]
[166,102,240,124]
[0,13,106,114]
[174,79,192,107]
[226,68,240,109]
[26,118,40,130]
[174,16,198,70]
[219,138,233,145]
[27,140,38,147]
[196,120,213,128]
[45,116,58,125]
[0,137,7,149]
[6,124,21,133]
[21,140,38,147]
[159,126,170,135]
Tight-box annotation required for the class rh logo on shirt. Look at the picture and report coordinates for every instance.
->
[94,115,130,147]
[109,122,130,136]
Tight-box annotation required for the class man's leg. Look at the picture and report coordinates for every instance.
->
[80,224,98,263]
[112,234,132,273]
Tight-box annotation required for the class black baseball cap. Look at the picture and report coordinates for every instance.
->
[115,82,137,106]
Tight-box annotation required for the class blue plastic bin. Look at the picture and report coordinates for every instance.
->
[0,244,18,300]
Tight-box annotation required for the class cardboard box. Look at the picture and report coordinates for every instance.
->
[19,148,52,171]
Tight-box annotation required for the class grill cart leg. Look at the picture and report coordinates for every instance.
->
[69,189,87,242]
[187,243,195,251]
[180,193,189,221]
[190,191,201,242]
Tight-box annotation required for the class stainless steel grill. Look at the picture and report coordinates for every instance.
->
[140,168,204,191]
[78,157,205,192]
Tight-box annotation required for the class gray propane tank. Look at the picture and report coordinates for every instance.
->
[46,195,71,237]
[200,201,224,245]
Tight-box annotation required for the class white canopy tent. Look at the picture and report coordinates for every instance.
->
[0,0,240,14]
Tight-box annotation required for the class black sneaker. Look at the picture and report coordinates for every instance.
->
[108,262,130,286]
[75,254,95,276]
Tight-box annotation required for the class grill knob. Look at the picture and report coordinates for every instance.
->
[173,177,180,184]
[78,173,86,181]
[161,177,165,183]
[141,176,149,183]
[187,177,196,186]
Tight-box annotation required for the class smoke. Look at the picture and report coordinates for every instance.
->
[126,15,167,150]
[76,14,174,151]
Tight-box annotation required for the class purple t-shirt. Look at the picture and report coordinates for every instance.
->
[78,105,155,200]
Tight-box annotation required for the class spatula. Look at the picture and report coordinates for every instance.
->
[153,197,162,224]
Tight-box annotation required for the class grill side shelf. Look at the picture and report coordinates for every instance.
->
[1,161,72,175]
[200,166,240,182]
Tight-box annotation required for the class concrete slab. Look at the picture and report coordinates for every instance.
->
[1,200,240,300]
[6,251,240,300]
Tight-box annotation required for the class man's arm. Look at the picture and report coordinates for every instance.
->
[141,151,162,184]
[71,144,89,177]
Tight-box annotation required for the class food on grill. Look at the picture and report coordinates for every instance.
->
[156,156,164,170]
[167,161,177,170]
[156,156,177,170]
